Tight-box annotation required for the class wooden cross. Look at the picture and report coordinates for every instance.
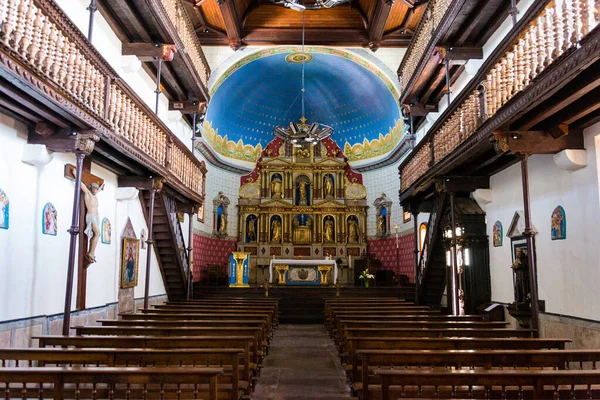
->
[64,163,104,309]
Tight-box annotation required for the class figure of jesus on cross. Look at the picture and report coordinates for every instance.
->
[81,182,104,264]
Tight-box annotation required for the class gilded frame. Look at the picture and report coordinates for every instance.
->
[121,237,140,288]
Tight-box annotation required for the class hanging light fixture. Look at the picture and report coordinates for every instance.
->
[272,6,333,147]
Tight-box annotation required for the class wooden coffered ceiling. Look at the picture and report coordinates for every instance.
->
[182,0,427,49]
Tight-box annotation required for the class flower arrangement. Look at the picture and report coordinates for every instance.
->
[359,268,375,288]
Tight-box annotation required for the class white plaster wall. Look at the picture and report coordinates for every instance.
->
[191,151,242,236]
[361,161,413,237]
[482,123,600,321]
[202,46,237,71]
[0,115,166,322]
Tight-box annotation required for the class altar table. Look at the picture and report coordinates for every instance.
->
[269,259,337,285]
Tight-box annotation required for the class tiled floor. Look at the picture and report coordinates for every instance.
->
[253,324,352,400]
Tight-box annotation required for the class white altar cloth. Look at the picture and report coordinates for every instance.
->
[269,259,337,283]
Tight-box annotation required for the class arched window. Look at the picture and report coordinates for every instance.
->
[419,223,428,253]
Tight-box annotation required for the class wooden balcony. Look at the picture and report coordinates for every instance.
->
[0,0,206,204]
[399,0,600,203]
[398,0,512,130]
[98,0,211,104]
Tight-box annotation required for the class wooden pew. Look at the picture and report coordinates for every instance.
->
[325,304,431,326]
[36,336,255,384]
[374,368,600,400]
[167,300,280,325]
[0,348,244,400]
[328,309,441,332]
[335,320,509,346]
[356,349,600,400]
[345,336,572,387]
[72,326,266,366]
[0,366,223,400]
[138,309,275,330]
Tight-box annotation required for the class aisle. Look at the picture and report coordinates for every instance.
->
[253,324,352,400]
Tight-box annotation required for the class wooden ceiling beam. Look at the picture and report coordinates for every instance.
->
[122,43,178,62]
[408,103,438,116]
[216,0,244,50]
[493,127,584,155]
[368,0,395,51]
[242,28,369,46]
[436,176,490,193]
[515,65,600,131]
[442,46,483,65]
[169,100,207,114]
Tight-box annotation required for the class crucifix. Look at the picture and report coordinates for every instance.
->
[64,163,104,309]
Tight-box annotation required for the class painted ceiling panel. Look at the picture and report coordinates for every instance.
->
[203,47,404,166]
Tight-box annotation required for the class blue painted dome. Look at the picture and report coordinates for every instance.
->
[203,47,404,165]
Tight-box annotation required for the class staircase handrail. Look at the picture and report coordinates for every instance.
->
[162,193,190,288]
[417,192,447,300]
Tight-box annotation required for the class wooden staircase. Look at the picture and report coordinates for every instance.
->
[417,192,448,308]
[140,191,190,300]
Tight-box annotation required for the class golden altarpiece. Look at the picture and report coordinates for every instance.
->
[237,137,368,284]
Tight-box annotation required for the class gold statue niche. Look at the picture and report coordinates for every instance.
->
[237,137,369,272]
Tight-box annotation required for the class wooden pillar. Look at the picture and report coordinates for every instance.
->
[521,155,540,336]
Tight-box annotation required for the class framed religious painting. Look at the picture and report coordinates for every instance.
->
[121,237,140,288]
[403,211,411,223]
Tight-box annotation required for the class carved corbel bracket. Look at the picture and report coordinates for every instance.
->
[28,124,100,156]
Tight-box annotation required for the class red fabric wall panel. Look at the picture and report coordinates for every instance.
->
[367,232,415,282]
[193,234,237,282]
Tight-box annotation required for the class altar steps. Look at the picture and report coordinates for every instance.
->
[192,285,415,324]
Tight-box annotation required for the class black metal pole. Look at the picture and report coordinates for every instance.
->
[144,188,157,309]
[521,155,540,336]
[449,192,459,316]
[187,111,198,300]
[445,57,452,105]
[154,59,163,115]
[87,0,97,42]
[509,0,518,26]
[63,151,86,335]
[412,211,419,305]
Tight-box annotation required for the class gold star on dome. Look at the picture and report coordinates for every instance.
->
[299,116,307,124]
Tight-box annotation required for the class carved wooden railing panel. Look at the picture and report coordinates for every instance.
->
[0,0,206,202]
[400,0,600,193]
[155,0,210,90]
[0,0,107,117]
[398,0,453,95]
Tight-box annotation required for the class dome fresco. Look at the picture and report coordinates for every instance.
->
[203,47,405,165]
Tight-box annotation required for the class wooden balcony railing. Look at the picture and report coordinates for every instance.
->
[0,0,205,202]
[151,0,210,90]
[400,0,600,192]
[397,0,452,98]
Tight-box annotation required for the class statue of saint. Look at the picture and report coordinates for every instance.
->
[219,214,227,233]
[271,176,283,198]
[81,182,105,264]
[324,218,334,242]
[511,248,530,303]
[271,219,281,242]
[324,175,334,198]
[376,214,385,234]
[348,218,359,242]
[297,180,309,205]
[247,216,256,242]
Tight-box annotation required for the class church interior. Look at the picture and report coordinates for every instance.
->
[1,0,600,398]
